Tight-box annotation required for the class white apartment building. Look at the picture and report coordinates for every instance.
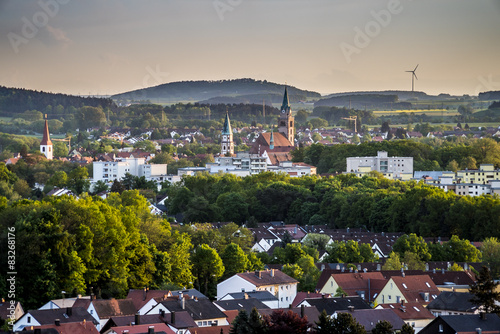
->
[93,158,168,183]
[346,151,413,179]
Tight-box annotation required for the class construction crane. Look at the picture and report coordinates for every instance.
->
[341,116,357,133]
[52,137,71,152]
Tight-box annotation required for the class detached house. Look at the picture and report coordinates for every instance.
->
[217,269,298,308]
[375,274,440,306]
[317,272,387,304]
[13,307,97,332]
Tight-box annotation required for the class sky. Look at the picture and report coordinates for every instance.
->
[1,0,500,97]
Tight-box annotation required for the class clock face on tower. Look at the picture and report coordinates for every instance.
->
[281,109,286,113]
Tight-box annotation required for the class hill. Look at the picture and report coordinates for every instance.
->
[111,78,321,103]
[322,90,457,101]
[0,85,115,117]
[478,90,500,100]
[314,94,411,110]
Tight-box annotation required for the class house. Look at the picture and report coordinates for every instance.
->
[73,298,137,329]
[213,298,269,312]
[13,307,97,332]
[316,271,387,303]
[419,314,500,334]
[269,225,307,243]
[30,321,99,334]
[103,323,174,334]
[146,297,228,328]
[336,308,406,332]
[218,291,279,309]
[374,274,440,306]
[249,227,280,252]
[127,289,207,316]
[39,296,91,310]
[426,291,479,316]
[296,296,371,315]
[291,292,328,308]
[217,269,298,308]
[100,312,196,334]
[0,299,23,323]
[377,302,435,332]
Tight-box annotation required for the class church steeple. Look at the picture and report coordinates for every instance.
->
[221,110,234,156]
[269,129,275,150]
[40,114,53,160]
[278,86,295,145]
[280,86,291,114]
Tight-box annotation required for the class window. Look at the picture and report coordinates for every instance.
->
[402,283,407,289]
[439,324,443,332]
[198,322,202,326]
[388,295,391,300]
[281,297,283,302]
[203,321,207,326]
[286,297,288,301]
[425,282,431,288]
[27,316,31,323]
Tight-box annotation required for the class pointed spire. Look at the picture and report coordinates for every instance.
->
[222,110,232,135]
[281,85,291,112]
[40,114,52,146]
[269,129,274,150]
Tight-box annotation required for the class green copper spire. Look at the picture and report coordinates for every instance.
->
[281,86,291,112]
[222,111,232,135]
[270,130,274,150]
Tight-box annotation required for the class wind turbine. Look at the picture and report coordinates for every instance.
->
[406,64,419,92]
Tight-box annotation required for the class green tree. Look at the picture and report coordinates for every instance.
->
[481,238,500,278]
[134,140,156,153]
[191,244,224,297]
[302,233,330,251]
[295,110,309,124]
[314,310,334,334]
[167,232,194,288]
[445,159,459,172]
[216,192,249,224]
[221,243,249,279]
[330,312,366,334]
[382,252,403,270]
[248,307,266,334]
[230,309,251,334]
[47,171,68,188]
[372,320,393,334]
[400,323,415,334]
[67,166,90,194]
[460,156,477,170]
[392,234,431,262]
[469,266,500,313]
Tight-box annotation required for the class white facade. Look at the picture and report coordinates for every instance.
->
[346,151,413,176]
[92,158,168,184]
[13,312,41,332]
[40,144,53,160]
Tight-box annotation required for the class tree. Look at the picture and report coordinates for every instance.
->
[263,309,309,334]
[469,266,500,313]
[216,192,249,224]
[134,140,156,153]
[458,105,473,122]
[330,312,366,334]
[47,171,68,188]
[445,160,459,172]
[481,238,500,278]
[302,233,330,251]
[445,235,482,263]
[67,166,90,194]
[460,156,477,170]
[230,309,251,334]
[295,110,309,124]
[402,251,425,270]
[400,323,415,334]
[93,180,108,194]
[168,232,194,288]
[314,310,334,334]
[382,252,403,270]
[221,243,249,279]
[372,320,393,334]
[191,244,224,297]
[392,234,431,262]
[248,307,266,334]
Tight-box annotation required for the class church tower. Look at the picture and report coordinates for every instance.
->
[278,86,295,145]
[40,115,53,160]
[221,111,234,156]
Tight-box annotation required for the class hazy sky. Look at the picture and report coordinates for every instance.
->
[1,0,500,96]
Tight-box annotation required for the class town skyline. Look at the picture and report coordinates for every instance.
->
[1,0,500,97]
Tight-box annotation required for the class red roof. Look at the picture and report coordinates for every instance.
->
[237,269,298,287]
[33,321,99,334]
[40,119,52,146]
[379,302,435,320]
[249,132,293,154]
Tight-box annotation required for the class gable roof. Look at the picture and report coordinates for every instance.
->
[33,321,99,334]
[101,312,196,333]
[107,323,174,334]
[157,298,227,321]
[92,299,137,319]
[302,296,371,314]
[249,132,293,155]
[222,290,278,302]
[23,307,97,326]
[427,291,478,313]
[341,309,406,331]
[213,298,269,312]
[236,269,298,287]
[331,272,386,299]
[390,275,441,304]
[429,314,500,333]
[379,302,435,320]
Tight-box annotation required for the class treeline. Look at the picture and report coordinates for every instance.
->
[312,106,376,128]
[166,172,500,241]
[292,138,500,173]
[0,86,115,116]
[0,191,267,308]
[314,94,412,111]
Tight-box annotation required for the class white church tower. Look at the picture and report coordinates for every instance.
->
[40,115,53,160]
[221,111,234,156]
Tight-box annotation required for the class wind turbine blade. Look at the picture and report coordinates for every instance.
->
[414,64,419,71]
[414,73,418,80]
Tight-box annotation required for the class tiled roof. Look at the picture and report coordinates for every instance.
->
[237,269,298,287]
[93,299,137,319]
[249,132,293,154]
[107,323,173,334]
[213,298,269,311]
[380,302,435,320]
[430,314,500,333]
[25,307,97,326]
[222,291,278,302]
[302,296,371,314]
[33,321,99,334]
[390,275,441,304]
[158,298,227,321]
[426,291,478,313]
[343,309,406,331]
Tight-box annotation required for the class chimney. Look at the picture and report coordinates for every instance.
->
[476,329,482,334]
[301,304,305,318]
[66,307,72,316]
[148,326,155,334]
[135,313,140,325]
[480,312,487,320]
[442,268,445,274]
[348,306,354,312]
[171,311,176,325]
[363,268,367,273]
[255,270,262,279]
[433,268,436,274]
[271,269,275,277]
[244,293,249,300]
[180,296,185,310]
[425,263,429,271]
[55,319,60,326]
[376,263,381,271]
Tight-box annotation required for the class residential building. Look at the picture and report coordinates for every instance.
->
[338,309,406,332]
[426,291,479,316]
[419,314,500,334]
[316,272,386,303]
[374,274,440,306]
[218,291,279,309]
[92,157,167,184]
[377,302,435,333]
[346,151,413,180]
[296,296,371,315]
[217,269,298,308]
[13,307,97,332]
[456,164,500,184]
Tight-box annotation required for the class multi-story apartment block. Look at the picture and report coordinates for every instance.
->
[346,151,413,180]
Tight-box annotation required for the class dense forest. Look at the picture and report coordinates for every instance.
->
[165,171,500,241]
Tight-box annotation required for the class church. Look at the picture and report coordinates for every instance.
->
[220,86,296,166]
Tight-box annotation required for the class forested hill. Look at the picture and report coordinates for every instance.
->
[321,90,454,101]
[111,78,321,103]
[0,86,115,116]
